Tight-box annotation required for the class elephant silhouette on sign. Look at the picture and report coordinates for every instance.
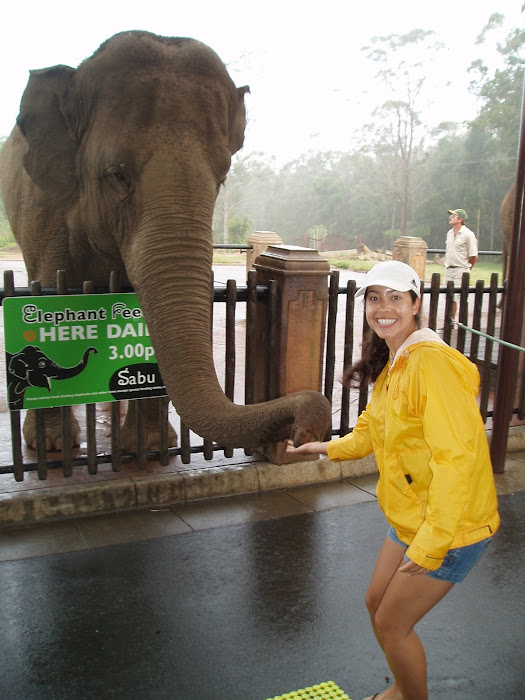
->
[7,345,98,412]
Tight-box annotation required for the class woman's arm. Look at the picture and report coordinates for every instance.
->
[285,440,329,455]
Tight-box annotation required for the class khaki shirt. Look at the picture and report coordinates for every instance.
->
[444,225,478,268]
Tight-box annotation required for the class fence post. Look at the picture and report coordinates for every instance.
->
[252,244,331,464]
[246,231,283,278]
[392,235,428,280]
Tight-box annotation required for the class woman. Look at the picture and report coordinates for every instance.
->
[286,260,499,700]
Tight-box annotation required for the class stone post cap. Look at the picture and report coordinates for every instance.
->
[253,245,331,276]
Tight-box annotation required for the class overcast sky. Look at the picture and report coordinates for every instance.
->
[1,1,522,165]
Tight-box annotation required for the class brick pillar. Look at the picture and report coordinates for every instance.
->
[252,245,331,464]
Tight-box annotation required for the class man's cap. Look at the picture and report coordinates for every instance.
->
[448,208,468,222]
[355,260,421,298]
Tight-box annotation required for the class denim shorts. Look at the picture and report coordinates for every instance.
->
[387,525,492,583]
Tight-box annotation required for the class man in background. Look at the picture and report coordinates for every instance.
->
[443,208,478,319]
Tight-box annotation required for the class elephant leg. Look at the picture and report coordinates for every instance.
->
[23,407,81,451]
[121,398,178,452]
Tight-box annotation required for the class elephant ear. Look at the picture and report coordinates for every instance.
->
[17,65,78,199]
[8,352,30,381]
[229,86,250,155]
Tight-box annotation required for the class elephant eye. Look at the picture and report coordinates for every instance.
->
[104,166,132,198]
[112,170,128,185]
[38,360,46,369]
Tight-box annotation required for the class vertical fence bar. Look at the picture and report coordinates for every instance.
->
[479,273,499,422]
[323,272,339,440]
[427,273,440,331]
[57,270,73,477]
[244,270,257,457]
[158,396,170,466]
[340,279,356,437]
[109,271,122,472]
[180,421,191,464]
[470,280,484,364]
[4,270,24,482]
[28,280,48,480]
[443,281,455,345]
[456,273,469,353]
[82,280,98,475]
[223,279,236,458]
[134,399,146,469]
[358,305,369,415]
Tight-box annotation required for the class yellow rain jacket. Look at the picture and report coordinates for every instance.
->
[327,328,500,570]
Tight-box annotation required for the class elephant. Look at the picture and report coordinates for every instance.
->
[0,30,331,453]
[7,345,98,412]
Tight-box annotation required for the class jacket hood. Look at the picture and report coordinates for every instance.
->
[391,328,446,365]
[390,328,480,393]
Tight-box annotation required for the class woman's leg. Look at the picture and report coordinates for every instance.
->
[363,537,454,700]
[373,568,454,700]
[365,536,407,651]
[363,537,407,700]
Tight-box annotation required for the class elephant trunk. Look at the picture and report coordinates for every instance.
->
[123,189,331,449]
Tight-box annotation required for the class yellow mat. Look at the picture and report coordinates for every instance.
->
[266,680,351,699]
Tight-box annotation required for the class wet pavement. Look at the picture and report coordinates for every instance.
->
[0,484,524,699]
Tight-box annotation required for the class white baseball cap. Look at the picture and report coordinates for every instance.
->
[355,260,421,298]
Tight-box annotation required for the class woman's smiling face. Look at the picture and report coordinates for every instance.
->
[365,285,421,354]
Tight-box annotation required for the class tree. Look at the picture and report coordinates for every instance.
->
[468,12,525,159]
[466,10,525,248]
[213,152,277,242]
[359,30,445,236]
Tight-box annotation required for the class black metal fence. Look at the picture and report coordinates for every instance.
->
[1,267,520,482]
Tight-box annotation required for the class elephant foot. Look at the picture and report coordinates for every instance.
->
[120,399,178,452]
[120,422,178,452]
[23,408,81,451]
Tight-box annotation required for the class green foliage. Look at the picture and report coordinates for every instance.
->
[227,213,253,244]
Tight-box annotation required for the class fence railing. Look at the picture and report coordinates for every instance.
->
[1,263,521,482]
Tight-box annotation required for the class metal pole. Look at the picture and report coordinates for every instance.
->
[490,73,525,472]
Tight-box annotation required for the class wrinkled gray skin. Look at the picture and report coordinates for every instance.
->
[0,30,331,451]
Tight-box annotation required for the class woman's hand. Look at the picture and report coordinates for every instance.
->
[398,559,431,576]
[285,439,329,456]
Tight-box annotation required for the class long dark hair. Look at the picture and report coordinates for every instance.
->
[343,290,422,388]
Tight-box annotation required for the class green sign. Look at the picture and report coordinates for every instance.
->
[3,293,167,410]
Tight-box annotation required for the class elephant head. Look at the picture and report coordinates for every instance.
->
[7,345,98,410]
[0,31,331,448]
